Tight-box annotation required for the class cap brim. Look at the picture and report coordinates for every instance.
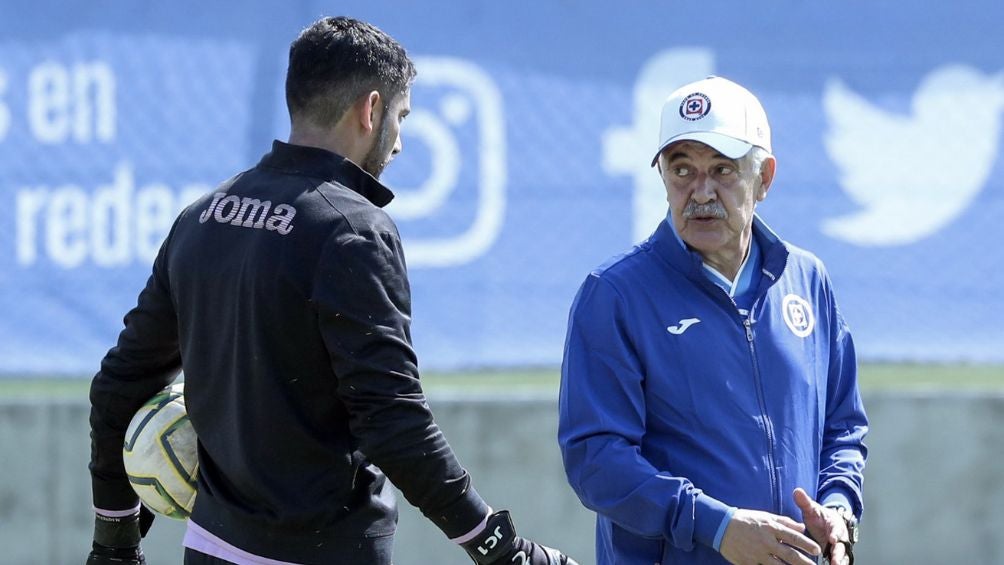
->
[650,132,753,166]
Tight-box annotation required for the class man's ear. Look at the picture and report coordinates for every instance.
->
[757,156,777,201]
[356,90,383,133]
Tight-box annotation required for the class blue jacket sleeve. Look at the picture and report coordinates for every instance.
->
[558,274,731,550]
[817,273,869,518]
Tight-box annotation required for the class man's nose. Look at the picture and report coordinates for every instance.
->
[691,174,716,203]
[392,135,403,156]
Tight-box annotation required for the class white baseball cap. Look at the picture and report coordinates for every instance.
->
[651,75,771,166]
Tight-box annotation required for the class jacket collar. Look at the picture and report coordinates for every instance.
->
[257,140,395,208]
[652,213,789,284]
[750,215,788,282]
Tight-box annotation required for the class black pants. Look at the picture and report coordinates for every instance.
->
[184,548,235,564]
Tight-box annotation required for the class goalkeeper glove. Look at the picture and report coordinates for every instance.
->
[85,506,154,565]
[459,510,578,565]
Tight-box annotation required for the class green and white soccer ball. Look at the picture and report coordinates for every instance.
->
[123,383,199,519]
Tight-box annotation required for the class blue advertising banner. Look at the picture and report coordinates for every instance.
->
[1,1,1002,374]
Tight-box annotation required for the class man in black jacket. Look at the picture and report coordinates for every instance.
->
[87,16,576,565]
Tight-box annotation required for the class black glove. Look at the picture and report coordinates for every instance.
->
[85,506,155,565]
[459,510,578,565]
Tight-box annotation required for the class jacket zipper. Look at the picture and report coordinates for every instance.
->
[744,315,781,514]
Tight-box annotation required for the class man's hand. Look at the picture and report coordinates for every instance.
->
[459,510,578,565]
[85,506,154,565]
[719,508,820,565]
[793,488,852,565]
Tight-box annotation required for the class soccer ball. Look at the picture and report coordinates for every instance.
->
[122,383,199,519]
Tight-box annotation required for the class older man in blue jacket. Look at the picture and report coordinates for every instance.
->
[559,76,867,565]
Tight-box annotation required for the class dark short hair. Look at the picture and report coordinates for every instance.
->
[285,16,416,127]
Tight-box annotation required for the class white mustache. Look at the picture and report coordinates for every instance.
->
[683,201,727,219]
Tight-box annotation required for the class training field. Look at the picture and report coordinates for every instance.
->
[2,363,1001,397]
[1,362,1001,564]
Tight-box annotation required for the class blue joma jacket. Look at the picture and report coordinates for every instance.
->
[558,216,868,565]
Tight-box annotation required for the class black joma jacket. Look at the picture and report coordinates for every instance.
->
[90,141,488,564]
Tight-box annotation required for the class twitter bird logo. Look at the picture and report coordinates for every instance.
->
[822,64,1004,246]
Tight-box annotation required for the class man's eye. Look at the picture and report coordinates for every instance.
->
[716,166,734,175]
[673,167,691,177]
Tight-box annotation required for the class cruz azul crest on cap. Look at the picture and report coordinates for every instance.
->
[679,92,711,121]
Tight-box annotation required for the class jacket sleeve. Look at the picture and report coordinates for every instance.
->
[89,231,183,512]
[313,227,489,539]
[558,274,731,550]
[816,274,868,518]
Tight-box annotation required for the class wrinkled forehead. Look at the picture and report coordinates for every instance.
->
[659,140,735,163]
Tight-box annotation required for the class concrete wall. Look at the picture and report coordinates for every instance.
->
[1,391,1002,564]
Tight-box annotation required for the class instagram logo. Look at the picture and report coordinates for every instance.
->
[384,56,506,268]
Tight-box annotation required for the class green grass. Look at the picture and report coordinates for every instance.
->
[856,363,1004,390]
[0,377,94,398]
[0,363,1000,398]
[424,363,1004,392]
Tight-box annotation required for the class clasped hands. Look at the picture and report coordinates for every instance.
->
[719,488,851,565]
